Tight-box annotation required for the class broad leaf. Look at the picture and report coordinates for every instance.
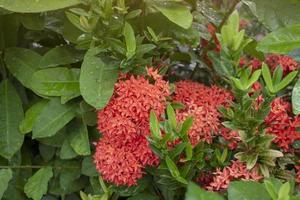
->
[123,22,136,59]
[60,138,78,160]
[0,0,81,13]
[69,120,91,156]
[185,182,224,200]
[292,78,300,115]
[257,24,300,54]
[0,169,12,199]
[30,67,80,97]
[24,167,53,200]
[153,2,192,29]
[0,80,24,159]
[5,47,41,88]
[32,98,76,138]
[81,156,98,177]
[0,14,19,49]
[80,47,119,109]
[19,100,48,134]
[228,181,271,200]
[39,46,84,68]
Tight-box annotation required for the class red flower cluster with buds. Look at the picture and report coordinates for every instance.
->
[173,81,233,145]
[265,98,300,151]
[206,160,262,191]
[266,54,298,75]
[94,68,170,186]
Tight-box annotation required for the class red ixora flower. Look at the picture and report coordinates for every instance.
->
[94,68,169,186]
[265,98,300,151]
[206,160,262,191]
[296,166,300,183]
[173,81,233,145]
[265,54,298,75]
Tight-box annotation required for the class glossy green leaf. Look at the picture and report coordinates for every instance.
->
[292,78,300,115]
[274,71,298,92]
[5,47,42,88]
[257,24,300,54]
[39,46,84,68]
[0,169,12,199]
[264,180,278,199]
[180,117,193,136]
[228,181,272,200]
[32,98,76,138]
[123,21,136,59]
[19,100,48,134]
[167,104,177,129]
[30,67,80,97]
[80,47,119,109]
[166,156,180,178]
[0,80,24,159]
[278,182,290,199]
[185,182,224,200]
[24,167,53,200]
[69,120,91,156]
[153,2,192,29]
[60,139,78,160]
[262,63,274,93]
[150,110,161,139]
[0,0,81,13]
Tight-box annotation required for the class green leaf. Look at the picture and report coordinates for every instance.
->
[185,143,193,161]
[60,138,78,160]
[167,104,177,129]
[0,80,24,159]
[150,110,161,139]
[0,169,12,199]
[30,67,80,97]
[257,24,300,54]
[4,47,42,89]
[20,13,44,30]
[32,98,76,139]
[274,71,298,92]
[185,182,224,200]
[0,15,19,49]
[123,22,136,59]
[128,193,159,200]
[69,120,91,156]
[19,100,48,134]
[39,46,84,68]
[180,117,193,136]
[262,63,275,93]
[278,182,290,200]
[228,181,272,200]
[247,69,261,89]
[166,156,180,178]
[0,0,81,13]
[24,167,53,200]
[292,78,300,114]
[81,156,98,177]
[249,0,300,31]
[80,47,119,109]
[272,66,283,85]
[65,11,86,32]
[264,180,278,200]
[153,2,192,29]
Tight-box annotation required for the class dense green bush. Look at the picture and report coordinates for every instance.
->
[1,0,300,200]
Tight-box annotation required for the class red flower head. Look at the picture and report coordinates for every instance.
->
[265,54,298,75]
[265,98,300,151]
[95,68,169,186]
[207,160,262,191]
[173,81,233,145]
[251,58,262,71]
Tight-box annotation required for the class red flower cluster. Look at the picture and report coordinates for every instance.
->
[220,128,240,150]
[173,81,233,145]
[266,54,298,75]
[265,98,300,151]
[94,68,170,186]
[206,160,262,191]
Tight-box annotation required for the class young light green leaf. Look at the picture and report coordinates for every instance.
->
[150,110,161,139]
[264,180,278,200]
[180,117,193,136]
[274,71,298,92]
[20,100,48,134]
[153,2,192,29]
[80,47,119,109]
[24,167,53,200]
[0,169,12,199]
[278,182,290,200]
[30,67,80,97]
[123,21,136,59]
[167,104,177,130]
[0,80,24,159]
[4,47,41,89]
[186,182,225,200]
[292,78,300,115]
[32,98,76,138]
[228,181,271,200]
[262,63,275,93]
[272,66,283,85]
[185,143,193,161]
[247,69,261,89]
[65,11,87,32]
